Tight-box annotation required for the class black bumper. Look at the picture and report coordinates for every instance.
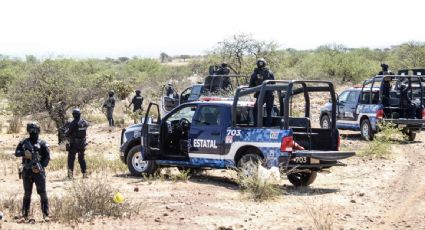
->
[279,150,355,169]
[383,118,425,131]
[292,150,355,161]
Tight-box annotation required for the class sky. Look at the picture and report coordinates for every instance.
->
[1,0,424,58]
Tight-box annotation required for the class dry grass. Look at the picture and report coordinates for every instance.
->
[303,199,335,230]
[0,194,21,217]
[7,116,22,134]
[49,178,141,223]
[236,162,280,202]
[48,154,127,174]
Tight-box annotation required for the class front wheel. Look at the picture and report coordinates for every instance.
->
[287,171,317,186]
[360,119,374,141]
[126,145,158,176]
[320,115,331,129]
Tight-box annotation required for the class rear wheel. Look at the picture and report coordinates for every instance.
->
[237,153,262,177]
[320,115,331,129]
[407,131,416,141]
[287,171,317,186]
[126,145,158,176]
[360,119,374,141]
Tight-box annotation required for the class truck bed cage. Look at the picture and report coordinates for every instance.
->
[232,80,337,129]
[362,75,424,111]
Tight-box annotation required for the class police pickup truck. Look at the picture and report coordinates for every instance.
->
[125,80,354,186]
[320,74,425,141]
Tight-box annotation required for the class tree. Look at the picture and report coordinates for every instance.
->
[180,55,191,62]
[8,59,104,143]
[391,41,425,69]
[214,33,279,75]
[160,52,169,63]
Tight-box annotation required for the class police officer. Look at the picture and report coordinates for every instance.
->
[217,62,231,91]
[15,122,50,221]
[129,90,144,123]
[165,82,175,98]
[249,58,275,127]
[65,108,89,179]
[103,91,116,127]
[378,63,394,75]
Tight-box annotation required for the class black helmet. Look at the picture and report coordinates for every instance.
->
[26,122,40,134]
[256,58,267,68]
[135,89,141,94]
[72,108,81,119]
[108,91,114,97]
[221,62,228,68]
[381,63,389,71]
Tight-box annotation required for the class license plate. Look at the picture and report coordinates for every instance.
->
[398,124,407,128]
[291,157,309,164]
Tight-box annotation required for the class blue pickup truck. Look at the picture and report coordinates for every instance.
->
[123,80,355,186]
[320,74,425,141]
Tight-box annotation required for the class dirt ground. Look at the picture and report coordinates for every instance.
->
[1,120,425,230]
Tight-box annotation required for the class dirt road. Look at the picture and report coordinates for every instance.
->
[1,125,425,229]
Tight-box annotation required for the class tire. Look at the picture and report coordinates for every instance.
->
[360,119,374,141]
[237,153,262,177]
[287,171,317,186]
[320,115,331,129]
[407,131,416,141]
[126,145,157,176]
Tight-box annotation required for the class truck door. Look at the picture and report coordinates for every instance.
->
[337,90,350,120]
[141,103,161,160]
[161,84,180,113]
[179,87,192,104]
[342,91,360,121]
[189,105,226,155]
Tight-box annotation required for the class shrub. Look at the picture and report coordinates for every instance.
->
[50,178,140,223]
[236,162,280,202]
[7,116,22,134]
[360,122,406,156]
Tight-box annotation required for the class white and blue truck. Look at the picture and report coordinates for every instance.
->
[320,73,425,141]
[120,80,355,186]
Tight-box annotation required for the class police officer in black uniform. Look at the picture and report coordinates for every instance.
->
[129,90,144,112]
[65,108,89,179]
[15,122,50,221]
[378,63,394,75]
[103,91,116,127]
[129,89,144,123]
[249,58,275,127]
[217,62,231,91]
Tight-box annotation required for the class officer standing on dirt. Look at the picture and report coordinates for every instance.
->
[103,91,116,127]
[249,58,275,127]
[15,122,50,222]
[65,108,89,179]
[129,89,144,112]
[129,89,144,123]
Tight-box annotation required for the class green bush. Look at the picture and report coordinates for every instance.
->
[360,122,407,156]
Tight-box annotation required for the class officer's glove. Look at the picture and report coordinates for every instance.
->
[24,150,32,160]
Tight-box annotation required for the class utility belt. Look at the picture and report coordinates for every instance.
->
[67,138,87,150]
[19,162,43,178]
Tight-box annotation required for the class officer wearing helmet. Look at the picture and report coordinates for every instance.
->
[249,58,275,126]
[165,81,176,98]
[129,89,144,123]
[103,91,116,127]
[15,122,50,222]
[216,62,231,91]
[65,108,90,179]
[378,63,394,75]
